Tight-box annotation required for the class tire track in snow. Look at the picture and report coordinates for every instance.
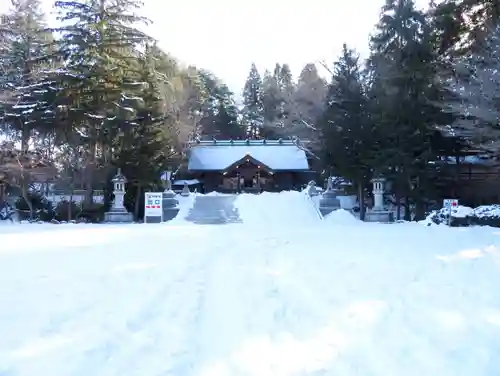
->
[68,234,226,376]
[67,250,207,376]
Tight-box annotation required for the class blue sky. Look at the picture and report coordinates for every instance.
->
[1,0,430,94]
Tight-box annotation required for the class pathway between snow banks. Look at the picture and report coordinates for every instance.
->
[2,222,500,375]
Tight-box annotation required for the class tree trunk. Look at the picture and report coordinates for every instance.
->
[134,184,142,221]
[404,196,411,221]
[68,185,74,222]
[84,143,96,207]
[21,182,33,220]
[395,189,401,221]
[414,201,426,221]
[358,183,366,221]
[19,130,33,220]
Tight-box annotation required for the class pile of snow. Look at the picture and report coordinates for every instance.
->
[168,193,196,224]
[323,209,360,224]
[452,206,474,218]
[236,190,321,226]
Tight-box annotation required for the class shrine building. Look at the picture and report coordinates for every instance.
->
[187,139,313,193]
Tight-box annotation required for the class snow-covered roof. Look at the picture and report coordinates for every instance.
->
[172,179,200,186]
[188,140,309,171]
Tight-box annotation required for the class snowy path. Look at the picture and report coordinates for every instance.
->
[1,223,500,375]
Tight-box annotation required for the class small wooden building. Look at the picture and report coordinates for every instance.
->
[187,139,312,193]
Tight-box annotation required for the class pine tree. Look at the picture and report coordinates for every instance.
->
[0,0,57,216]
[212,89,243,140]
[261,68,280,126]
[197,71,243,139]
[241,63,264,138]
[50,0,153,204]
[275,63,294,128]
[291,63,327,141]
[430,0,499,54]
[116,47,178,219]
[369,0,452,219]
[320,44,373,219]
[445,24,500,151]
[0,0,55,150]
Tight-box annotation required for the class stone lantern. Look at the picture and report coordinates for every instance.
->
[160,169,179,221]
[364,176,394,223]
[104,168,133,223]
[161,170,173,193]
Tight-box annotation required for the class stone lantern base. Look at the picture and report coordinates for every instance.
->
[104,207,133,223]
[319,189,341,216]
[162,189,180,222]
[364,208,394,223]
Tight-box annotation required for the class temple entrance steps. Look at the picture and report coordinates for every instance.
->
[185,195,242,225]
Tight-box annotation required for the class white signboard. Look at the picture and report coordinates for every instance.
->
[443,199,458,208]
[144,192,163,222]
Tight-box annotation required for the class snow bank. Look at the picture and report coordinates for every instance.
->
[236,191,321,226]
[168,193,196,224]
[453,205,474,218]
[323,209,360,225]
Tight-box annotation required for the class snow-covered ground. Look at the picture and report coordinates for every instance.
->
[1,192,500,375]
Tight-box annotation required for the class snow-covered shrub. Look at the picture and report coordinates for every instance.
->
[469,205,500,227]
[0,201,16,221]
[424,204,500,227]
[424,205,474,226]
[15,192,54,221]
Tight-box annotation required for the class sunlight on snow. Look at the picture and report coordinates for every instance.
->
[435,246,500,262]
[10,335,73,359]
[434,310,467,331]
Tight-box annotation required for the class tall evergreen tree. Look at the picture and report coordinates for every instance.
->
[241,63,264,138]
[430,0,500,54]
[198,71,243,139]
[116,47,177,219]
[369,0,453,219]
[445,24,500,151]
[320,44,373,219]
[0,0,56,216]
[261,68,281,127]
[0,0,55,150]
[290,63,327,142]
[50,0,153,204]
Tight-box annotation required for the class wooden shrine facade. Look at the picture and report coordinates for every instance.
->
[187,139,312,193]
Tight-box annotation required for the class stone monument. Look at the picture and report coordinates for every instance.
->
[319,176,341,216]
[364,177,394,223]
[104,168,134,223]
[160,170,180,221]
